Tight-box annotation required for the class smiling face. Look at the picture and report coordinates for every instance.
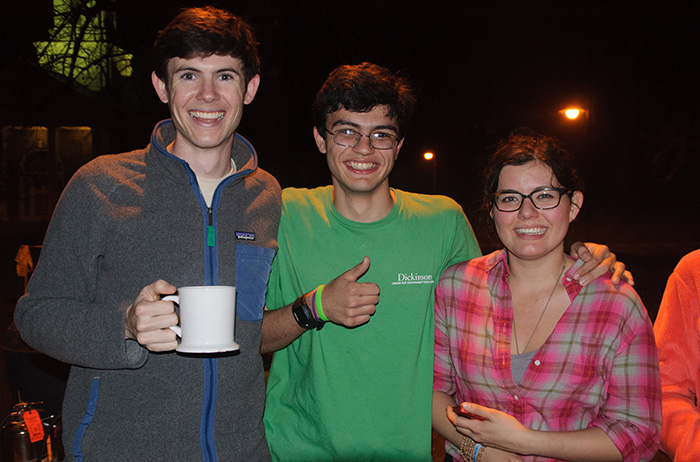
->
[313,105,404,200]
[492,161,583,264]
[152,54,260,162]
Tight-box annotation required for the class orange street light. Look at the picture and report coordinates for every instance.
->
[564,108,580,119]
[424,152,436,193]
[559,107,588,121]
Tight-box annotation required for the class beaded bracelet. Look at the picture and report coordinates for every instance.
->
[459,436,476,461]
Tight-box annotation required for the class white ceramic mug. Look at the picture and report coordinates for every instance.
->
[163,285,239,353]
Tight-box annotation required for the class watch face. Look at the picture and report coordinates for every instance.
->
[292,298,315,329]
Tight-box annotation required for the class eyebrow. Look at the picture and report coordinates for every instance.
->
[330,120,398,133]
[173,66,242,75]
[496,186,559,194]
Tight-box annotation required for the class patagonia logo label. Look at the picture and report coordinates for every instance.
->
[235,232,256,241]
[391,273,434,286]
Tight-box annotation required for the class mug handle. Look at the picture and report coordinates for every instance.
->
[162,295,181,338]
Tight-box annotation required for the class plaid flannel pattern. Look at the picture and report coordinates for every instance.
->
[434,249,661,462]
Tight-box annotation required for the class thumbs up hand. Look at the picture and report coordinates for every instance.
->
[321,256,380,327]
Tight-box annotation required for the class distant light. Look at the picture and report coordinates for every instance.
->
[564,109,580,119]
[424,152,434,161]
[559,107,587,121]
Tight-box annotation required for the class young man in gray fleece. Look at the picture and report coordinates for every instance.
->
[15,7,280,461]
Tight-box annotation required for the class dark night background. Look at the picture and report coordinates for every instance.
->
[0,0,699,452]
[5,0,699,243]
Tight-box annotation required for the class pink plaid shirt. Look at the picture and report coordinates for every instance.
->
[434,250,661,462]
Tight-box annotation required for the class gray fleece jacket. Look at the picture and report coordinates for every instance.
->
[15,120,281,461]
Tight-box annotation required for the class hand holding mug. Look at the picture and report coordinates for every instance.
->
[125,280,179,352]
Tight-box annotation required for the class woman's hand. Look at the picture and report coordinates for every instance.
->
[448,402,531,455]
[448,402,622,462]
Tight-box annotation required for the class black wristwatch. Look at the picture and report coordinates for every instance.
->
[291,295,323,330]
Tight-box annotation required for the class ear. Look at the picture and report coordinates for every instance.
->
[569,191,584,222]
[394,138,405,160]
[243,74,260,105]
[152,71,169,104]
[313,126,327,154]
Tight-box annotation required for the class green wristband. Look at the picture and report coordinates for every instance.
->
[315,284,329,321]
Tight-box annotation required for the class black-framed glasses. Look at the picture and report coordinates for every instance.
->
[491,187,571,212]
[325,128,399,150]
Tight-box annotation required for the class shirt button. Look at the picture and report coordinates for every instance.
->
[534,360,541,366]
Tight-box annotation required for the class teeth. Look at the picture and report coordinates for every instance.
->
[516,227,546,235]
[347,161,375,171]
[190,111,224,120]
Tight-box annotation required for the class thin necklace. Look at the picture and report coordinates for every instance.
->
[513,258,567,355]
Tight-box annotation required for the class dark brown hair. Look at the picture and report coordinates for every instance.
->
[312,62,416,139]
[152,6,260,86]
[482,128,584,215]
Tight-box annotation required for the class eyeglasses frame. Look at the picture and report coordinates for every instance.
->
[491,187,572,212]
[324,127,399,150]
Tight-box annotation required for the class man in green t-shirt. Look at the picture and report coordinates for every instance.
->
[261,63,628,461]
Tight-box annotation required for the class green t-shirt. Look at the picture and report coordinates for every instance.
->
[264,186,481,461]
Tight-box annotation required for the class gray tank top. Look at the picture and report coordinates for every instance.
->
[511,349,538,385]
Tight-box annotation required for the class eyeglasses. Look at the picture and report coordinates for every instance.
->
[325,128,399,150]
[491,187,571,212]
